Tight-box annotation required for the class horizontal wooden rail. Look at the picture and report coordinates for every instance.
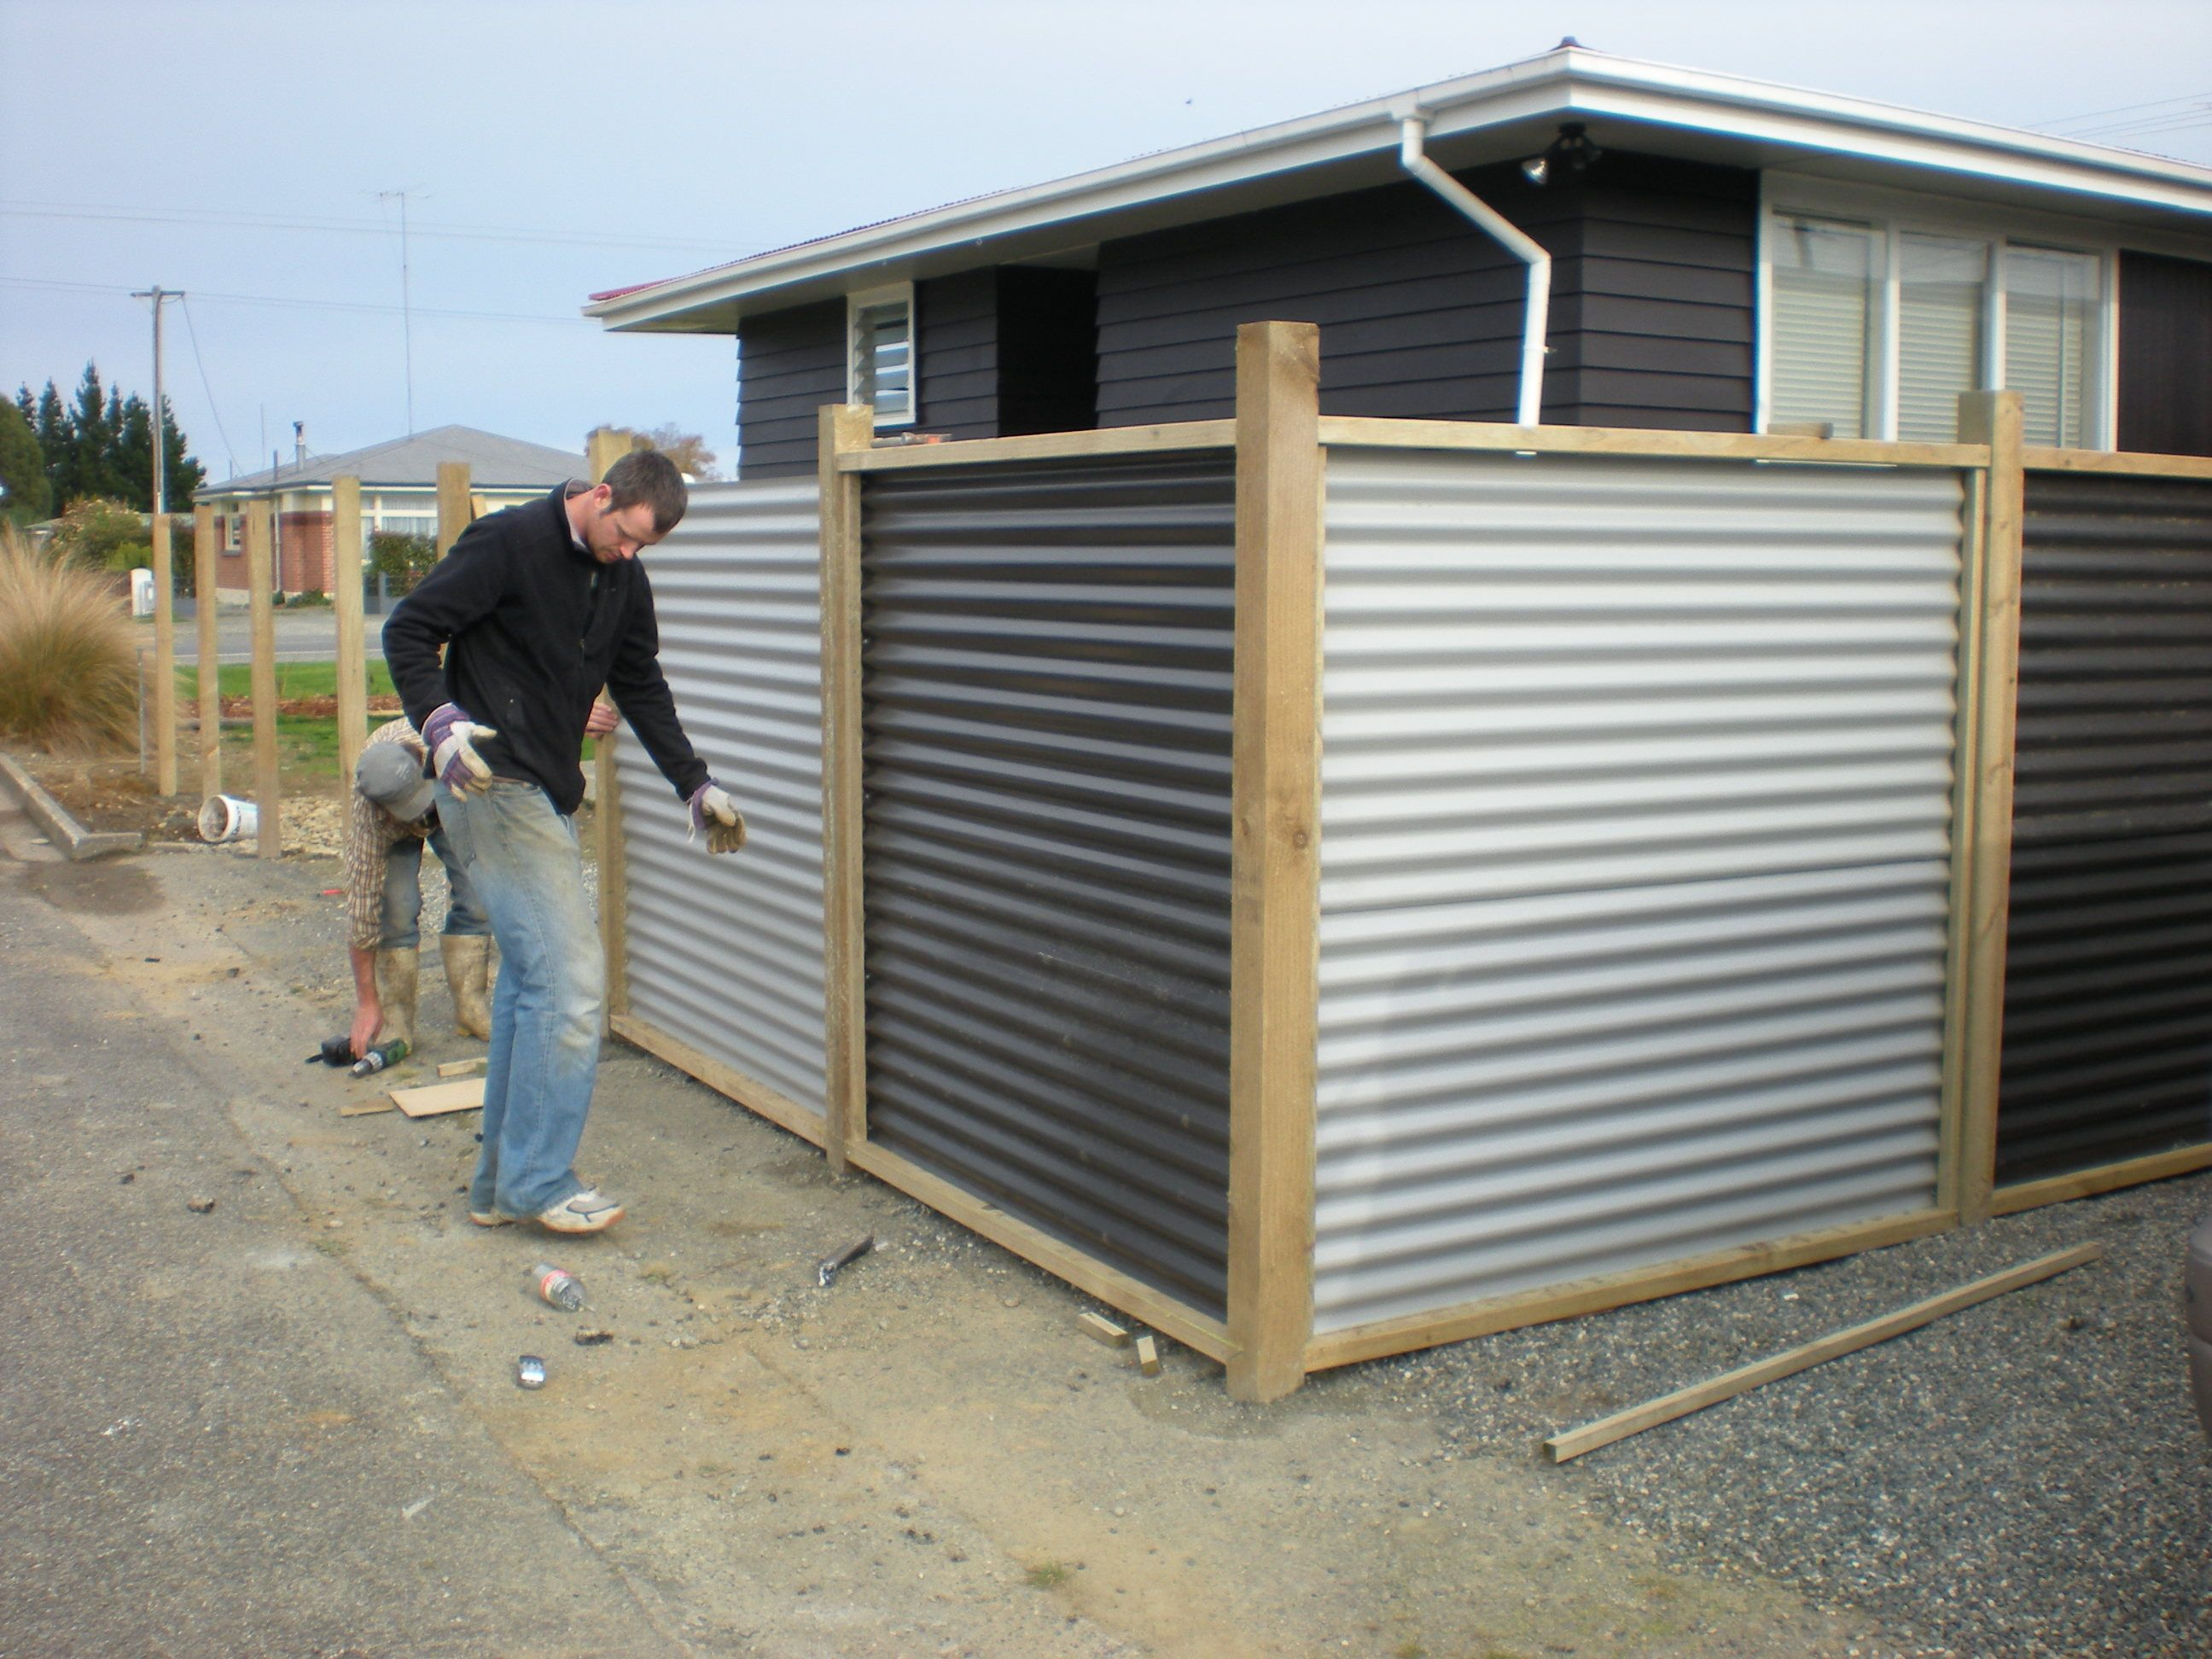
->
[836,420,1236,472]
[2022,447,2212,480]
[1316,416,1988,469]
[844,1140,1237,1365]
[608,1014,827,1151]
[1302,1206,1955,1373]
[1992,1143,2212,1215]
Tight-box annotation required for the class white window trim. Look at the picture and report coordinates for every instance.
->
[846,281,916,430]
[1755,173,2123,449]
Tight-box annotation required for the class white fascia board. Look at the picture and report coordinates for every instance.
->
[586,49,2212,334]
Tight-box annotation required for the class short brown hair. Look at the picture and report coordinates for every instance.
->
[602,448,688,535]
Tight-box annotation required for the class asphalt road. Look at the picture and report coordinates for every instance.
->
[135,603,389,667]
[0,798,678,1658]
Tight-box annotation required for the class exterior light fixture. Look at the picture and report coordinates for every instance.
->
[1520,122,1602,188]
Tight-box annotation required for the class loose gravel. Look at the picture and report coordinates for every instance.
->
[1377,1170,2212,1656]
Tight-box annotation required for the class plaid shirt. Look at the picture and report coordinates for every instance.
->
[344,718,432,951]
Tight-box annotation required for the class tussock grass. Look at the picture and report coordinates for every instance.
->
[0,524,138,754]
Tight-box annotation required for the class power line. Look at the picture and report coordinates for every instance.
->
[0,198,743,255]
[178,295,238,479]
[1,275,578,325]
[2034,90,2210,130]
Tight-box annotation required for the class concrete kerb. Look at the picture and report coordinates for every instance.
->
[0,749,143,860]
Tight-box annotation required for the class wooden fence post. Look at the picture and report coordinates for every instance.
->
[193,504,220,798]
[246,500,281,857]
[587,428,632,1035]
[1225,321,1324,1403]
[332,475,368,792]
[1952,390,2026,1225]
[151,512,178,796]
[436,461,471,560]
[818,403,874,1175]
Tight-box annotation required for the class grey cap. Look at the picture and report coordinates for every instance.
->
[356,742,436,824]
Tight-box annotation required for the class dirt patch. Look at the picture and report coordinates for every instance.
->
[218,695,404,719]
[20,754,348,850]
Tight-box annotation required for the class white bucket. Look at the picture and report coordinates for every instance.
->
[198,794,259,843]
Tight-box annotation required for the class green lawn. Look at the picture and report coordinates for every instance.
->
[174,661,397,700]
[174,659,593,788]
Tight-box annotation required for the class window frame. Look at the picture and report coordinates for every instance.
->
[846,281,916,431]
[1755,174,2123,450]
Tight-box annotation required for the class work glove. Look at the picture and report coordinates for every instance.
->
[687,779,747,855]
[422,701,499,796]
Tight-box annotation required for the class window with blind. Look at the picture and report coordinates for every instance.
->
[1897,236,1985,443]
[1764,206,2107,447]
[847,283,915,428]
[1769,217,1875,439]
[2005,248,2098,448]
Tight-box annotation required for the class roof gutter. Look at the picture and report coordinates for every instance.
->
[1396,112,1549,427]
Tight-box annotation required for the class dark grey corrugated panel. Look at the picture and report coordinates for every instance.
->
[2000,473,2212,1185]
[859,455,1236,1317]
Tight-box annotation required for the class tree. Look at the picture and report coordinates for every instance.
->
[61,365,118,506]
[0,399,50,524]
[32,381,66,509]
[15,365,204,515]
[636,424,721,480]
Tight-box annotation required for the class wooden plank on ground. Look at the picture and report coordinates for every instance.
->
[339,1097,395,1117]
[1540,1242,2104,1465]
[390,1079,485,1117]
[436,1056,486,1078]
[1080,1312,1131,1348]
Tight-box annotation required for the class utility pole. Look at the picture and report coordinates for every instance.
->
[375,189,418,434]
[131,286,183,511]
[131,285,183,798]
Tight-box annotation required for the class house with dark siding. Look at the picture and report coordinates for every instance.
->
[585,44,2212,472]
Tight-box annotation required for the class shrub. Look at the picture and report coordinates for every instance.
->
[46,497,148,570]
[0,523,139,754]
[369,529,436,594]
[168,516,196,597]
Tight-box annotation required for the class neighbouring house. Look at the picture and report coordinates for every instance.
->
[586,43,2212,472]
[194,424,585,597]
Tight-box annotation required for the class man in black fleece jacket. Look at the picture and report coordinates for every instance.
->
[383,449,743,1234]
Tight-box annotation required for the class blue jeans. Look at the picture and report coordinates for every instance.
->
[376,823,490,950]
[436,778,603,1219]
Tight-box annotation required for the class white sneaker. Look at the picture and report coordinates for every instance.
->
[537,1187,626,1234]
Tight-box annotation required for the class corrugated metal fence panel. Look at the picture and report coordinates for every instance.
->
[860,456,1237,1318]
[615,478,828,1120]
[1313,447,1965,1333]
[1999,473,2212,1185]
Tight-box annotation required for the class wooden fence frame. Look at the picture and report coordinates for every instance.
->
[591,335,2212,1394]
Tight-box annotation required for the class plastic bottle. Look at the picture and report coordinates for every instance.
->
[531,1263,585,1312]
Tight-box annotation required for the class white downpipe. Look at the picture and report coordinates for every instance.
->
[1398,115,1550,427]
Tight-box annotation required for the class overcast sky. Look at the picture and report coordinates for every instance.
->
[4,0,2207,484]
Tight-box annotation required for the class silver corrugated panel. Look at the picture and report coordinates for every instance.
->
[2000,473,2212,1185]
[614,478,827,1120]
[1313,447,1965,1333]
[860,456,1237,1318]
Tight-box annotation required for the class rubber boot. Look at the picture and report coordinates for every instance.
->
[374,946,418,1051]
[441,934,492,1040]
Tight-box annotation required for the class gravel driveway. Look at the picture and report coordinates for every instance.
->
[1376,1169,2212,1656]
